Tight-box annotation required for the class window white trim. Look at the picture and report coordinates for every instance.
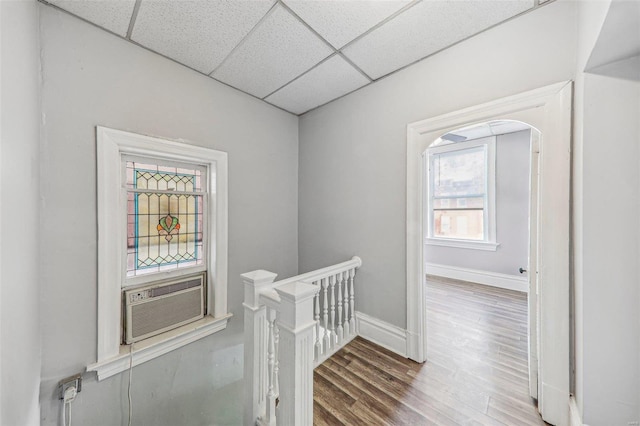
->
[425,237,499,251]
[92,126,229,379]
[87,315,231,380]
[425,136,496,249]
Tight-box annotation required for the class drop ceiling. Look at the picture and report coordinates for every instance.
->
[43,0,547,115]
[439,120,532,144]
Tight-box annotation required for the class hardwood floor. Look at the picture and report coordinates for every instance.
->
[313,276,546,425]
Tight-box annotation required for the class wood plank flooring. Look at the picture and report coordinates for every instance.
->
[313,276,546,425]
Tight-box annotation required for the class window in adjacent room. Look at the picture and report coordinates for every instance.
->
[426,136,497,250]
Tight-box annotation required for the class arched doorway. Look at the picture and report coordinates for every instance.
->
[406,82,572,425]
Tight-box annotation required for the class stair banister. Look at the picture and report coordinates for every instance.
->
[241,270,278,426]
[272,256,362,288]
[242,256,362,426]
[272,282,318,425]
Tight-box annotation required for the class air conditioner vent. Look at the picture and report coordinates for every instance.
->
[124,273,205,344]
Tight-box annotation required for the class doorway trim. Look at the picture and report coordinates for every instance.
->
[406,81,572,425]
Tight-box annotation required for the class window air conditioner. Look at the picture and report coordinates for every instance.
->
[123,273,205,344]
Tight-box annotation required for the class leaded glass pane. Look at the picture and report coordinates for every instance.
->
[125,161,203,191]
[125,160,205,278]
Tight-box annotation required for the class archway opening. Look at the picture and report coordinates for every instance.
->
[405,82,572,425]
[424,120,542,418]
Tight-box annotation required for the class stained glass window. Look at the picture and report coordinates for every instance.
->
[125,157,206,278]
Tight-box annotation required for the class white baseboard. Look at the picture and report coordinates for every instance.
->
[355,311,407,357]
[426,262,528,293]
[569,396,585,426]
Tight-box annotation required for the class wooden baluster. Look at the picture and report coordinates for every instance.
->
[329,275,336,350]
[342,271,350,337]
[322,278,330,354]
[314,287,321,360]
[273,321,280,401]
[349,268,356,334]
[336,273,344,344]
[266,308,277,425]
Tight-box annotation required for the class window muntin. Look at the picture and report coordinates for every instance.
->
[124,157,206,279]
[427,137,495,245]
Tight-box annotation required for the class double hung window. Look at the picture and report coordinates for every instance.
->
[91,127,229,380]
[426,136,497,250]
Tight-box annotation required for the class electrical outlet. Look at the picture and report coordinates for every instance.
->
[58,373,82,400]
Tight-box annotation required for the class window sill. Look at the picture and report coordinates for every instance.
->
[87,314,231,381]
[425,238,499,251]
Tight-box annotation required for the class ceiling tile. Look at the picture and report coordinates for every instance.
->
[283,0,412,49]
[343,0,535,79]
[266,55,370,114]
[131,0,274,74]
[212,4,333,99]
[48,0,136,37]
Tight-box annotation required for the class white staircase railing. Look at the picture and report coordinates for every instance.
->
[242,256,362,426]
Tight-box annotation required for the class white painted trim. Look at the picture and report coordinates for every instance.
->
[95,126,229,369]
[541,382,570,426]
[569,396,584,426]
[426,263,528,293]
[96,131,123,361]
[407,81,569,136]
[406,81,572,426]
[355,311,407,357]
[87,314,231,381]
[425,238,499,251]
[279,256,362,287]
[528,130,541,400]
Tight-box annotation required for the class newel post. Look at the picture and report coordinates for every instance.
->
[242,270,278,426]
[274,282,319,426]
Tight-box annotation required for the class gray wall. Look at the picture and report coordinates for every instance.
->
[573,1,640,423]
[0,0,42,424]
[425,130,531,276]
[10,0,639,424]
[580,71,639,426]
[38,5,299,425]
[298,0,577,328]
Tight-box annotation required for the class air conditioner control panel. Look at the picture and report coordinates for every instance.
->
[129,289,152,303]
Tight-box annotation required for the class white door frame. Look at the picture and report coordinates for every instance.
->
[528,130,541,401]
[406,81,572,426]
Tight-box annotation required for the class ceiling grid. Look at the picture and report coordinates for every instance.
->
[41,0,548,115]
[208,1,281,76]
[125,0,142,39]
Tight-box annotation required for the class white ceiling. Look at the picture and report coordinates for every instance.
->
[44,0,545,115]
[439,120,532,144]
